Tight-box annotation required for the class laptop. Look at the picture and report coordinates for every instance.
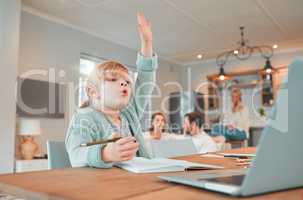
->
[159,58,303,196]
[150,138,197,158]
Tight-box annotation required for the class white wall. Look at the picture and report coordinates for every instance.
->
[18,11,183,155]
[181,48,303,125]
[0,0,21,173]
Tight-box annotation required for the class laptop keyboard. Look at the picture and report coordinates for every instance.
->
[198,175,245,186]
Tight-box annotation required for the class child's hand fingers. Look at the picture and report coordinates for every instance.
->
[120,149,137,159]
[116,136,136,145]
[121,155,135,161]
[104,136,138,162]
[119,142,139,152]
[137,11,147,26]
[120,149,138,161]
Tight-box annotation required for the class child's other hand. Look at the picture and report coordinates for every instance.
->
[102,136,139,162]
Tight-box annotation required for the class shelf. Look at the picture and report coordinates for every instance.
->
[15,159,48,173]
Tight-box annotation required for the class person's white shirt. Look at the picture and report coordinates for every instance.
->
[224,106,250,137]
[183,131,218,154]
[144,132,175,141]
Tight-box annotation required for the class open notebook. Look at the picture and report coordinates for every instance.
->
[115,157,223,173]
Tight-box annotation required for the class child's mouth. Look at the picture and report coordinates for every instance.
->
[121,89,128,96]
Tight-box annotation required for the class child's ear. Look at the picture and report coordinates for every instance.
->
[86,85,99,99]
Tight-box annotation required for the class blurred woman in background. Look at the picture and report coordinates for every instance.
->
[144,112,176,157]
[144,112,173,140]
[211,87,249,142]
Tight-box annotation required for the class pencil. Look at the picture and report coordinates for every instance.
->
[80,137,122,147]
[224,155,250,159]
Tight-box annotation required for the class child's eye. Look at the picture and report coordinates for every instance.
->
[110,78,117,82]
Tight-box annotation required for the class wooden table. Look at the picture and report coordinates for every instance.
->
[0,147,302,200]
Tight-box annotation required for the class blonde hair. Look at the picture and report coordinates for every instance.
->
[231,87,243,112]
[231,87,242,101]
[80,61,129,108]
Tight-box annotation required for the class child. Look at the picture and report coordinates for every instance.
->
[65,12,158,168]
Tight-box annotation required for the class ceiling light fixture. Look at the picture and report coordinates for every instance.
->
[216,26,275,79]
[218,66,226,81]
[197,54,203,59]
[264,58,273,74]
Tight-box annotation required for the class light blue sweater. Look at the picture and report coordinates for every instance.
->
[65,53,158,168]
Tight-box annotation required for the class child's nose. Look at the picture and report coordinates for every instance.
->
[120,81,128,87]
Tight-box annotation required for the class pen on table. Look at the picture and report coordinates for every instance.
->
[80,137,122,147]
[224,155,250,159]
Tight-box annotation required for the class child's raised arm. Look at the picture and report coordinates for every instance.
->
[137,12,153,58]
[126,12,158,119]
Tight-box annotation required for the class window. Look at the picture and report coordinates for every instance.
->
[79,54,104,107]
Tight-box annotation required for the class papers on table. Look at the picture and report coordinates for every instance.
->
[115,157,223,173]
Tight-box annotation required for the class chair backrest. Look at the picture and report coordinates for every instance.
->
[47,140,71,169]
[150,138,197,158]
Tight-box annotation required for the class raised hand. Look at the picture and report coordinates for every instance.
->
[137,12,153,57]
[137,12,152,43]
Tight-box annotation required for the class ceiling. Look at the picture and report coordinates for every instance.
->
[22,0,303,64]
